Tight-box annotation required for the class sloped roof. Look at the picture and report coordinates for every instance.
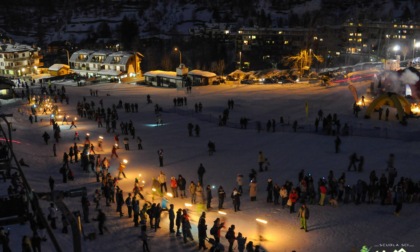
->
[48,64,70,71]
[188,70,216,78]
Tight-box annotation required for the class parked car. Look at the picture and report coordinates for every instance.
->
[241,79,256,84]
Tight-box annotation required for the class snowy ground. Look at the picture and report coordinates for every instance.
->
[1,80,420,252]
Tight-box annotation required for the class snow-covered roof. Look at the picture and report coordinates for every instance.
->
[144,70,182,79]
[48,64,69,71]
[0,42,38,53]
[69,49,95,61]
[188,69,216,78]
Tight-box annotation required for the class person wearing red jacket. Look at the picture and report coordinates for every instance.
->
[289,188,298,213]
[319,183,327,206]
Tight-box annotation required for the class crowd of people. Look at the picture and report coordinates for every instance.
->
[4,81,420,252]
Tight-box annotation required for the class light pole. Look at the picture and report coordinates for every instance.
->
[239,51,242,70]
[414,40,420,60]
[174,47,182,66]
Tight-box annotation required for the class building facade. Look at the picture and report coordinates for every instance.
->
[69,49,143,78]
[0,42,43,78]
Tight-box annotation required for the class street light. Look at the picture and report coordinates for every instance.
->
[413,40,420,59]
[174,47,182,66]
[393,45,400,58]
[239,51,242,70]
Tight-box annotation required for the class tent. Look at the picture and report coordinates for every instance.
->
[364,92,412,121]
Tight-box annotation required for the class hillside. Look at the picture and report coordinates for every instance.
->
[1,0,418,46]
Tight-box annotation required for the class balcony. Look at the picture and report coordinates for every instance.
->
[3,56,30,62]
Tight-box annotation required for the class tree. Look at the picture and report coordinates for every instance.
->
[211,60,225,76]
[119,16,139,50]
[282,49,324,77]
[97,22,112,38]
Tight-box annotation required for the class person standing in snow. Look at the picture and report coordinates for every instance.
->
[157,148,164,167]
[195,182,204,204]
[197,212,208,250]
[249,179,257,201]
[206,185,212,209]
[47,203,58,229]
[298,204,310,232]
[266,178,273,203]
[218,186,226,209]
[137,137,143,150]
[111,145,118,158]
[231,188,241,212]
[170,177,178,198]
[198,163,206,185]
[237,232,247,252]
[168,204,175,233]
[319,183,327,206]
[225,224,237,252]
[289,188,298,213]
[237,174,243,194]
[158,171,167,193]
[258,151,265,172]
[189,181,196,204]
[81,195,90,223]
[42,131,50,145]
[335,136,341,153]
[181,209,194,243]
[177,175,187,198]
[175,208,182,236]
[394,186,403,216]
[48,176,54,192]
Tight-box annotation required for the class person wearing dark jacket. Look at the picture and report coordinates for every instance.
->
[266,179,273,203]
[231,188,241,212]
[198,212,208,250]
[225,224,236,252]
[175,208,182,236]
[198,163,206,185]
[154,203,162,231]
[81,195,90,223]
[206,185,212,209]
[218,186,226,209]
[168,204,175,233]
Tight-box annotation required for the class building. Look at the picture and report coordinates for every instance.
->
[144,64,217,88]
[0,76,15,98]
[0,42,43,78]
[69,49,143,79]
[343,20,420,61]
[48,64,71,76]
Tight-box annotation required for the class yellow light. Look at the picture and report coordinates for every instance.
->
[138,173,142,177]
[99,136,103,139]
[74,117,77,120]
[86,133,90,136]
[123,159,128,164]
[166,193,173,198]
[184,203,192,207]
[256,218,268,224]
[152,188,156,192]
[218,211,227,215]
[142,180,145,184]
